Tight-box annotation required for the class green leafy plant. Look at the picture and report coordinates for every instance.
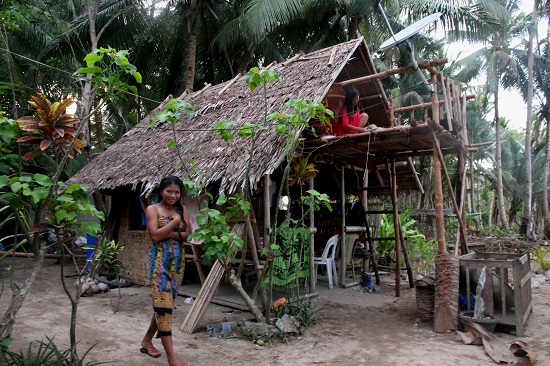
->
[74,47,142,100]
[377,209,425,268]
[242,327,276,346]
[285,296,319,328]
[531,246,550,272]
[407,237,438,275]
[191,194,248,264]
[93,239,128,280]
[2,336,104,366]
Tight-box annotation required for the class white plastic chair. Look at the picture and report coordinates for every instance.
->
[314,235,339,289]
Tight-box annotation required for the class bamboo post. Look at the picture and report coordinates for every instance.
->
[389,95,395,128]
[445,79,454,121]
[454,84,462,132]
[339,166,346,287]
[353,167,381,286]
[397,221,414,288]
[441,76,453,132]
[387,159,401,297]
[462,94,469,145]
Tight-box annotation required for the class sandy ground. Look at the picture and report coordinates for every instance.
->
[1,257,550,366]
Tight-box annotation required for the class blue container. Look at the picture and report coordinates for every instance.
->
[84,233,97,271]
[86,233,97,246]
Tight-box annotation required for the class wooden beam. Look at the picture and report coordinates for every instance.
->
[336,58,448,87]
[393,100,444,113]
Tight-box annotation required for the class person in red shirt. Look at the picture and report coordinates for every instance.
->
[332,87,376,136]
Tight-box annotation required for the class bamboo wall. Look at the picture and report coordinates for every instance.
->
[117,206,151,285]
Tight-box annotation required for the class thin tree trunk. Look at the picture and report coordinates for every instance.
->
[94,99,105,152]
[494,90,508,228]
[489,191,495,228]
[520,3,537,239]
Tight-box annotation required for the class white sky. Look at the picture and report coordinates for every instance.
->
[438,0,541,131]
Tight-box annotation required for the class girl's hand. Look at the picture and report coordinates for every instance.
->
[171,214,182,224]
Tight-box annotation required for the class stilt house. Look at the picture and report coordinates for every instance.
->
[70,36,474,333]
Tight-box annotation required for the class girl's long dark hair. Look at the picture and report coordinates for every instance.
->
[159,175,186,229]
[344,87,360,116]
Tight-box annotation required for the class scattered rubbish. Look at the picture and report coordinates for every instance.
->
[361,271,374,293]
[206,321,237,338]
[184,297,194,304]
[458,319,537,365]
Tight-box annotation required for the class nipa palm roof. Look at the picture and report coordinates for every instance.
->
[70,37,391,196]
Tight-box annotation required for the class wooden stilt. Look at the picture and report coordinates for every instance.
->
[397,222,414,288]
[339,166,346,287]
[352,168,381,286]
[430,127,468,255]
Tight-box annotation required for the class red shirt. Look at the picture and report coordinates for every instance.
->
[331,107,361,136]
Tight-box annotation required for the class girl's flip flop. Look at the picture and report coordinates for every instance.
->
[140,347,161,358]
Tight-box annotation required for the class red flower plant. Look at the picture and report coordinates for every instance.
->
[17,93,83,160]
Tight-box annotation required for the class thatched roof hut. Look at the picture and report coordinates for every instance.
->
[70,36,470,301]
[70,37,390,197]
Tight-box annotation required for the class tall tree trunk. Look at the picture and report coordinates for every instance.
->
[348,15,361,40]
[185,32,197,91]
[542,26,550,238]
[520,2,537,239]
[494,90,508,228]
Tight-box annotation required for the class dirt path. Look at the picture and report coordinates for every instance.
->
[2,258,549,366]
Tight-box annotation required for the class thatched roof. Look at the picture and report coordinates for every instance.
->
[70,37,391,196]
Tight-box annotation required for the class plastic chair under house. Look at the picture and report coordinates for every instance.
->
[314,235,339,289]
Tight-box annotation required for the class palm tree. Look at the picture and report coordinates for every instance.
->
[454,4,528,228]
[535,1,550,238]
[519,1,539,239]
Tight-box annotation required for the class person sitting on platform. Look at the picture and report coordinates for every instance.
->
[332,87,377,136]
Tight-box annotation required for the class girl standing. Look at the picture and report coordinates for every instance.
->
[140,175,191,366]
